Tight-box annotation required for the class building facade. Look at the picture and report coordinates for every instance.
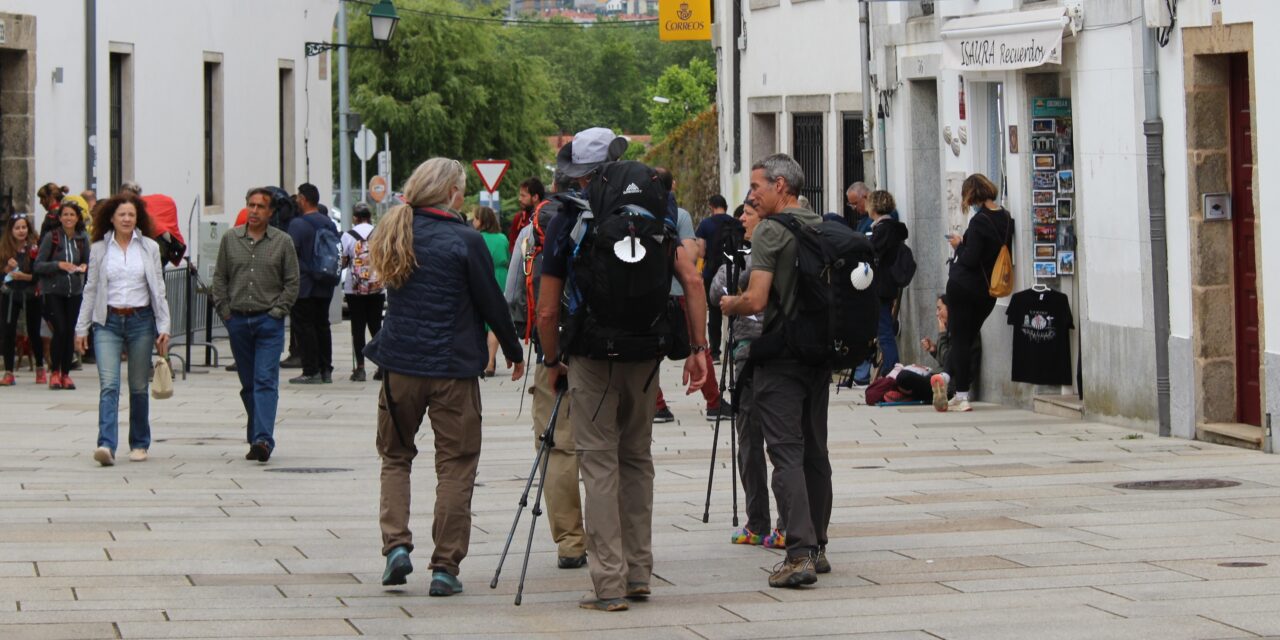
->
[0,0,337,264]
[715,0,1275,449]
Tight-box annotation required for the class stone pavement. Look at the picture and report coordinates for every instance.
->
[4,335,1280,639]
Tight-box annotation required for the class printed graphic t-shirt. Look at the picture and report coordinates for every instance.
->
[1006,288,1074,385]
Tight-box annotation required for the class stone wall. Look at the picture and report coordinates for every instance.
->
[0,12,35,213]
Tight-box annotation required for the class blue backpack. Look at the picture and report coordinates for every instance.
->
[307,214,342,287]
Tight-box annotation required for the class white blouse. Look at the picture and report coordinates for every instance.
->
[105,230,151,308]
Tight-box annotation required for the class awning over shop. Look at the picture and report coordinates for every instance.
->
[941,7,1070,72]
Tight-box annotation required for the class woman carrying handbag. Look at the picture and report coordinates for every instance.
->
[74,194,172,466]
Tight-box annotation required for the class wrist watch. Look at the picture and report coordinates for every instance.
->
[689,344,709,354]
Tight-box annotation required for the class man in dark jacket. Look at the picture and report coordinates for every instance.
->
[286,184,336,384]
[868,190,909,376]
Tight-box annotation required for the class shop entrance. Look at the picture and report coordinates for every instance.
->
[1229,53,1260,427]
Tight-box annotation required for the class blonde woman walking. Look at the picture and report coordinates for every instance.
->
[366,158,525,597]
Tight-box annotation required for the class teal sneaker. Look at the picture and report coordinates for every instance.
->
[381,546,413,586]
[429,570,463,597]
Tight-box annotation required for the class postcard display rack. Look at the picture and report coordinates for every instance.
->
[1029,98,1075,280]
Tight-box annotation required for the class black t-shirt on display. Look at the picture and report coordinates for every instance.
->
[1006,288,1074,385]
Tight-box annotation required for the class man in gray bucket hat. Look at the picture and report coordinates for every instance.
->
[555,127,629,179]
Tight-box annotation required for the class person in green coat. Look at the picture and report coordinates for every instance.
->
[471,206,509,376]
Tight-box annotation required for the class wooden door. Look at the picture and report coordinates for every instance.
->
[1229,54,1261,427]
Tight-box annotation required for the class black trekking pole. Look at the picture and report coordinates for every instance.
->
[703,246,741,525]
[490,377,567,604]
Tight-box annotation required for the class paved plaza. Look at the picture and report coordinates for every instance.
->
[3,336,1280,639]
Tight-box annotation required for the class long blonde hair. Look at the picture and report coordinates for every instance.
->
[370,158,467,289]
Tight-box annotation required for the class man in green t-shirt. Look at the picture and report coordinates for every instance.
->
[718,153,832,589]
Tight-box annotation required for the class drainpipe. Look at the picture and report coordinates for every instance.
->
[859,0,876,187]
[1142,24,1171,438]
[84,0,97,191]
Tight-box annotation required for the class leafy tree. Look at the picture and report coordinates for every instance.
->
[645,57,716,141]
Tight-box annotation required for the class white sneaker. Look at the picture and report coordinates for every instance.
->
[948,397,973,413]
[128,449,148,462]
[93,447,115,466]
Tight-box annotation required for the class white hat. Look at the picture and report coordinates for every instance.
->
[556,127,629,178]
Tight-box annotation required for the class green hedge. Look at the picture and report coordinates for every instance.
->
[643,108,721,224]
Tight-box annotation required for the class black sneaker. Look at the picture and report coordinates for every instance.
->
[653,407,675,423]
[280,355,303,369]
[225,362,238,372]
[706,401,733,422]
[768,554,818,588]
[350,368,366,382]
[321,369,333,384]
[289,374,324,385]
[372,368,384,381]
[558,554,587,569]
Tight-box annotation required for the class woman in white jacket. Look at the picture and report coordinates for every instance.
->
[75,194,172,466]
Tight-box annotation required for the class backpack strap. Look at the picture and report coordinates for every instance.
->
[346,228,366,242]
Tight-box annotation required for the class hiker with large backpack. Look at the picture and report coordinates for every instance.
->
[868,190,913,376]
[536,128,708,612]
[341,203,384,382]
[943,173,1014,412]
[286,183,341,384]
[504,173,588,571]
[719,153,879,590]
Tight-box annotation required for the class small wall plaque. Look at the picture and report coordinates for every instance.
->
[1203,192,1231,221]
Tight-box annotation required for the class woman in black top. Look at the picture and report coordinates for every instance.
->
[0,214,46,385]
[34,202,90,390]
[943,174,1013,412]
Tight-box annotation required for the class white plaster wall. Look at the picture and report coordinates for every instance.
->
[10,0,336,263]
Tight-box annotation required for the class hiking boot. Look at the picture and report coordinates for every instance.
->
[429,570,463,597]
[762,529,786,549]
[815,546,831,574]
[579,595,629,611]
[61,374,76,390]
[381,546,413,586]
[288,374,323,385]
[930,374,948,412]
[350,367,366,382]
[948,397,972,413]
[652,407,674,423]
[35,368,47,384]
[246,441,272,462]
[93,447,114,467]
[557,554,587,569]
[706,400,733,422]
[769,554,817,588]
[625,582,651,599]
[731,526,763,546]
[372,368,384,381]
[280,354,302,369]
[0,372,14,386]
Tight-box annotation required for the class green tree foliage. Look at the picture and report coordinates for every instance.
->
[344,0,552,194]
[645,57,716,141]
[644,108,720,224]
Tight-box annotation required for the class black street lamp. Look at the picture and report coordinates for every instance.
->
[305,0,400,57]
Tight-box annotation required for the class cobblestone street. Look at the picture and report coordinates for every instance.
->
[3,337,1280,639]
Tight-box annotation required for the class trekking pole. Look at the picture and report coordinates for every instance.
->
[490,381,566,597]
[725,256,740,529]
[703,247,741,525]
[514,341,533,419]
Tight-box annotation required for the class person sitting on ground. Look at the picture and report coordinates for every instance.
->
[883,295,981,409]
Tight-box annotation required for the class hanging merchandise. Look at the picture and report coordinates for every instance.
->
[1006,286,1075,386]
[1029,97,1076,280]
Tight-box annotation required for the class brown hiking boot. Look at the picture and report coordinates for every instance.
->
[769,554,818,588]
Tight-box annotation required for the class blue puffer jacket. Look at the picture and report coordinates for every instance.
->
[364,208,523,379]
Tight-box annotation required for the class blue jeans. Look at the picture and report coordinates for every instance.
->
[227,312,286,449]
[93,307,157,453]
[877,303,899,377]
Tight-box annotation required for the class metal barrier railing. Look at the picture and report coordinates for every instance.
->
[162,261,223,371]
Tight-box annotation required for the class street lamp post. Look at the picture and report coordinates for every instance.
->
[305,0,399,232]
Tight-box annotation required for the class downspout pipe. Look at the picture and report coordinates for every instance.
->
[85,0,97,192]
[1142,23,1172,438]
[859,0,876,187]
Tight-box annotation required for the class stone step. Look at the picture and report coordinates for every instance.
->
[1198,422,1263,449]
[1033,394,1084,420]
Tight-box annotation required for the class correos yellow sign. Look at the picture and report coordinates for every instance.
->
[660,0,710,41]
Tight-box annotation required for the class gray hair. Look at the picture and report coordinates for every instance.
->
[846,181,869,197]
[751,153,804,196]
[120,181,142,196]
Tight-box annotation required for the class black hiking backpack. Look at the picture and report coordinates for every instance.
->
[562,161,683,362]
[750,215,880,370]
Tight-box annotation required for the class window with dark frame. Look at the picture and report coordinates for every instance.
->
[792,113,824,210]
[279,69,287,186]
[841,112,865,215]
[109,53,124,195]
[204,61,217,206]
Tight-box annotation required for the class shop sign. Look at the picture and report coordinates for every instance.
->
[940,8,1069,72]
[660,0,710,41]
[1032,97,1072,117]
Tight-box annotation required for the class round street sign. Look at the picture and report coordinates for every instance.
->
[354,128,377,162]
[369,175,389,203]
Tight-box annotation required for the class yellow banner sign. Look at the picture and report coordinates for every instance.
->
[660,0,711,41]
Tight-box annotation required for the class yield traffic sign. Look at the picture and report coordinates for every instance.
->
[472,160,511,193]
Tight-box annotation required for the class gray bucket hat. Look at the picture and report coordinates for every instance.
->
[556,127,629,179]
